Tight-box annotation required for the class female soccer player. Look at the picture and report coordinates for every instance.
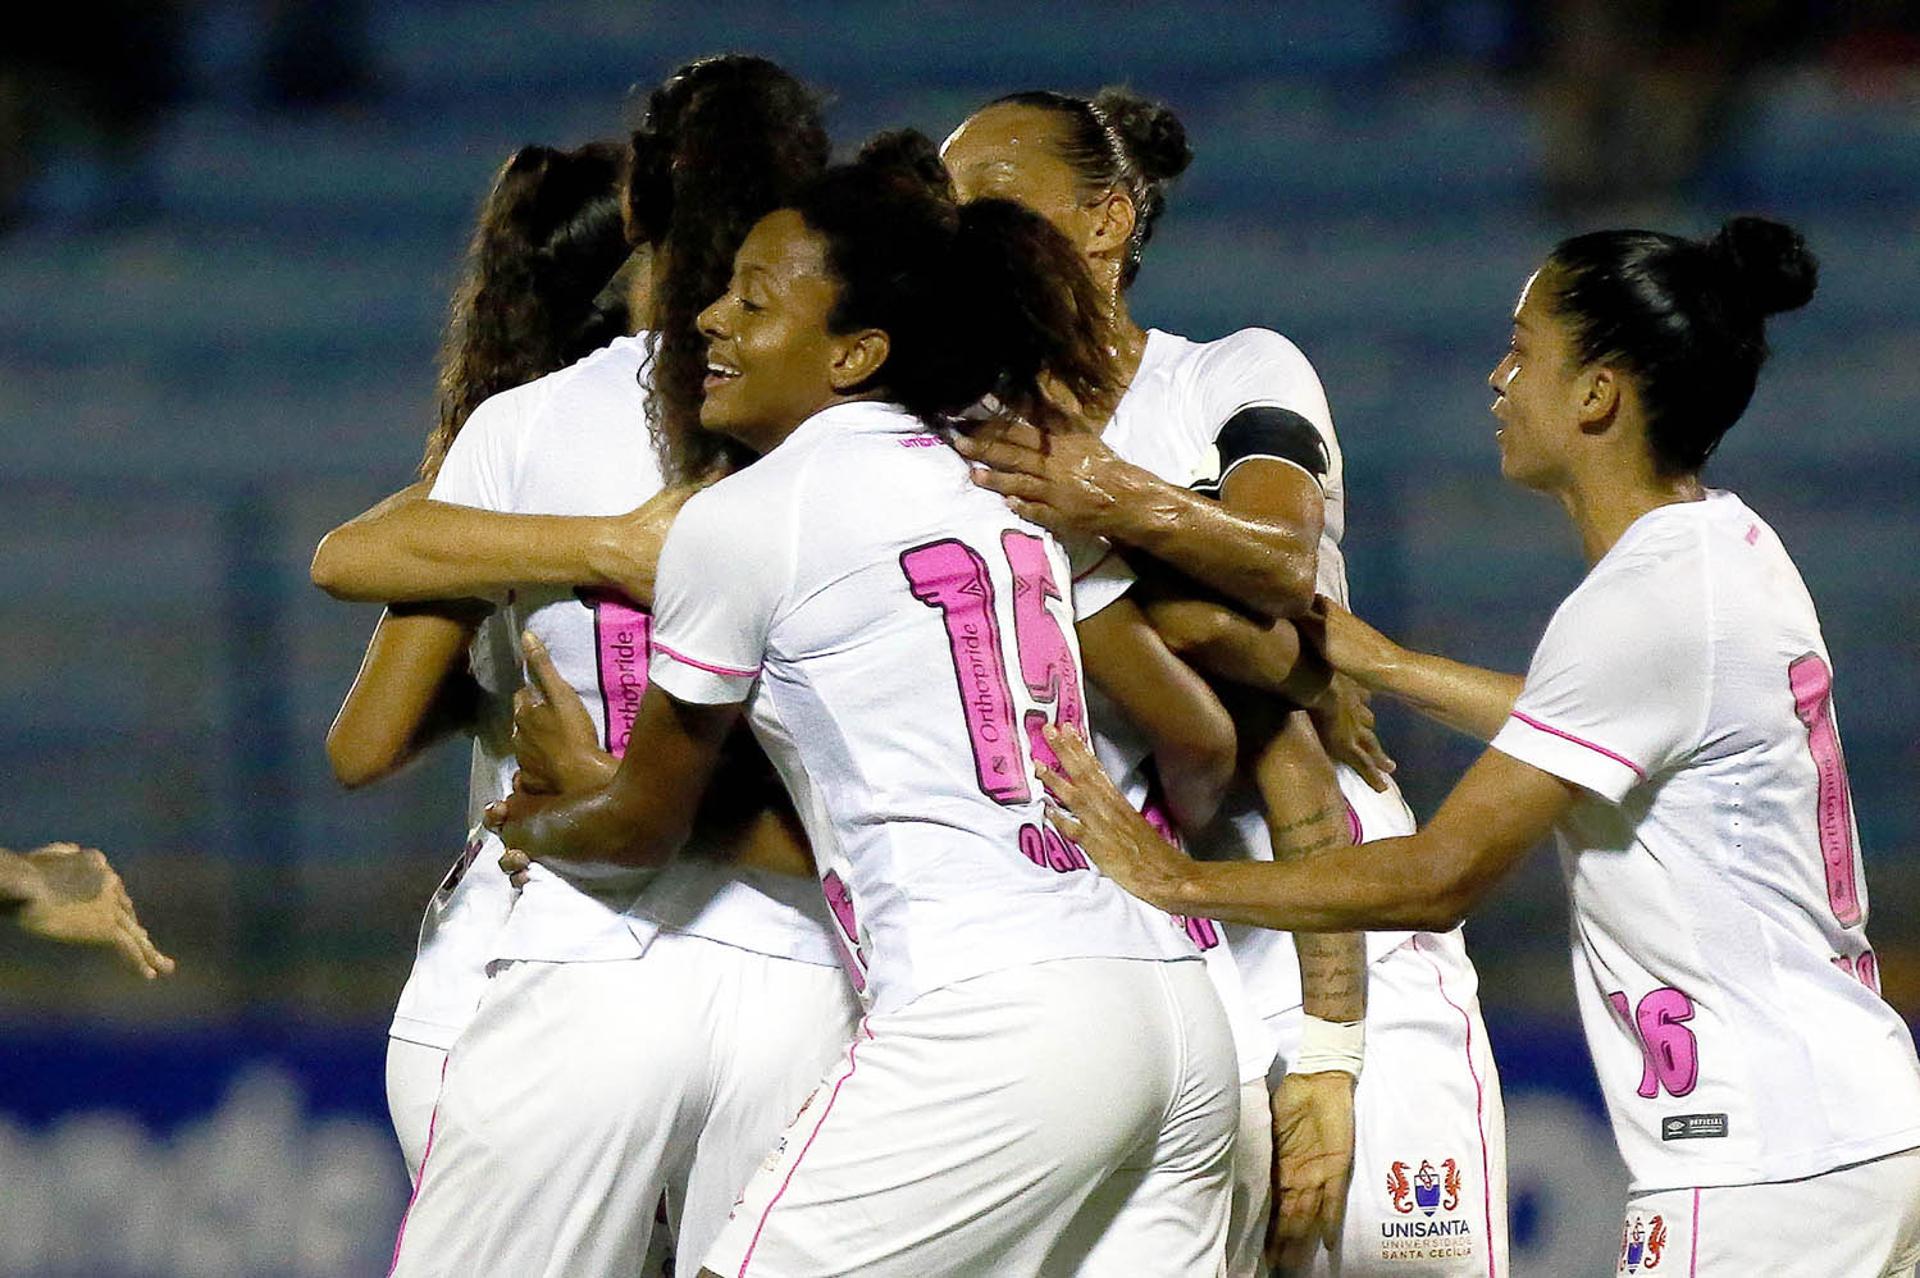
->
[943,89,1507,1276]
[1042,217,1920,1276]
[317,60,865,1277]
[490,133,1240,1278]
[317,135,637,1179]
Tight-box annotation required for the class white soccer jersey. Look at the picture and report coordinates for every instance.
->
[1489,489,1920,1191]
[388,336,839,1045]
[648,399,1200,1015]
[1082,327,1417,1022]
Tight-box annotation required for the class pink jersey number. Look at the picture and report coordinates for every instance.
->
[903,535,1087,808]
[901,540,1029,804]
[1608,987,1699,1099]
[1002,530,1086,773]
[1788,653,1863,927]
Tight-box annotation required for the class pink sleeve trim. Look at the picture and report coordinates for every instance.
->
[1509,711,1646,779]
[653,641,760,680]
[1071,545,1116,584]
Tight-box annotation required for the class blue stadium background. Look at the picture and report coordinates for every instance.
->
[1,3,1914,1273]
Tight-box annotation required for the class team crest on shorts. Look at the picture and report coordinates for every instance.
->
[1618,1213,1667,1273]
[1379,1157,1474,1262]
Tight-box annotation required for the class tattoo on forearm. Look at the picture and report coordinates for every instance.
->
[1298,930,1367,1021]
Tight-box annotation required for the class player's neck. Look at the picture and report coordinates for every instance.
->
[1559,468,1706,565]
[1104,291,1148,388]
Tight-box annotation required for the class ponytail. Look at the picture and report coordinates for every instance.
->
[425,141,631,480]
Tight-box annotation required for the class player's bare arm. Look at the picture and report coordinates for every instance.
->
[1320,600,1522,743]
[310,481,694,606]
[499,631,813,883]
[486,685,740,870]
[1043,723,1577,932]
[954,421,1321,620]
[326,602,490,789]
[1076,595,1237,830]
[0,843,175,979]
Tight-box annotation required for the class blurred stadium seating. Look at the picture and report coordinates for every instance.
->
[0,2,1913,1272]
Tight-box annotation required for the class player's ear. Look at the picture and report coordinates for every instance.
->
[1576,364,1620,435]
[830,329,889,392]
[1086,189,1135,262]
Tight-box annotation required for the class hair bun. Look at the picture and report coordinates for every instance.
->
[1091,88,1191,183]
[854,129,954,201]
[1708,216,1818,317]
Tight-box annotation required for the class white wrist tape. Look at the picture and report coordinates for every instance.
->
[1289,1014,1365,1078]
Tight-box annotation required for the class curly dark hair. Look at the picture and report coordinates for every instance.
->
[422,141,633,480]
[626,55,830,482]
[791,130,1122,429]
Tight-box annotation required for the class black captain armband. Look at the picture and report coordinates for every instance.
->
[1193,405,1329,497]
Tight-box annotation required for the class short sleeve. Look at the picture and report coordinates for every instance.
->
[647,480,789,705]
[1193,328,1335,456]
[1489,559,1710,803]
[1069,539,1135,621]
[427,387,530,512]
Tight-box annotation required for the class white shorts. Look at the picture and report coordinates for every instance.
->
[387,933,860,1278]
[1616,1146,1920,1277]
[1255,931,1509,1278]
[384,1038,447,1185]
[1227,1080,1275,1278]
[704,956,1238,1278]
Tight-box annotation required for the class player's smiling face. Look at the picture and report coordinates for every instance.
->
[696,210,854,451]
[942,105,1104,256]
[1488,269,1584,491]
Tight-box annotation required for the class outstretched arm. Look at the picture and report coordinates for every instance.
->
[310,484,692,606]
[1321,602,1522,743]
[1042,725,1575,933]
[486,685,740,870]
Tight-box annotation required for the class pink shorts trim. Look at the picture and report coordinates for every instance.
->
[386,1056,449,1275]
[1689,1186,1701,1277]
[653,642,760,680]
[1413,935,1498,1278]
[736,1019,874,1276]
[1509,711,1647,779]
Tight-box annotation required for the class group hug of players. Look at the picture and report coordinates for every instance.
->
[297,54,1920,1278]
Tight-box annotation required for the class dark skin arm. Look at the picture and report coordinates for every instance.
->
[1076,596,1237,831]
[485,684,740,870]
[310,481,694,607]
[954,424,1322,620]
[1042,724,1577,933]
[326,602,490,789]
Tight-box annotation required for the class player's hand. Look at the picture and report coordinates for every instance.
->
[1267,1071,1357,1271]
[484,786,565,869]
[512,632,618,796]
[952,423,1144,540]
[1035,725,1194,912]
[592,484,699,604]
[1311,672,1395,793]
[13,844,175,979]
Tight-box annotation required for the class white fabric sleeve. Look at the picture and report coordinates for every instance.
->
[1489,562,1710,803]
[1194,328,1336,453]
[1066,536,1134,621]
[647,481,787,705]
[426,387,529,512]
